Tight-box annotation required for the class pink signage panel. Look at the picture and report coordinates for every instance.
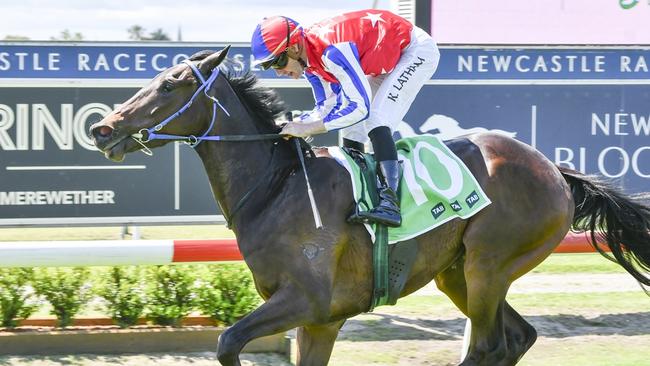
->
[431,0,650,44]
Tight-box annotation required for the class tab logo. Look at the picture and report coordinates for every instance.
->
[450,200,463,212]
[619,0,639,9]
[431,203,446,219]
[465,191,480,208]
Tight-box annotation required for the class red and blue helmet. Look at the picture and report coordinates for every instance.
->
[251,16,302,65]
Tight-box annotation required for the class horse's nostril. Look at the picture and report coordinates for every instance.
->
[98,126,113,137]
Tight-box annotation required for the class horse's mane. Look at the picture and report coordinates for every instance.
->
[189,51,286,133]
[188,51,297,222]
[227,70,286,133]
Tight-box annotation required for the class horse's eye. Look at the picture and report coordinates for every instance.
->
[162,81,174,93]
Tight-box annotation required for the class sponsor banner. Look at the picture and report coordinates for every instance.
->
[2,43,649,80]
[0,43,276,80]
[439,48,650,80]
[397,85,650,193]
[1,85,647,222]
[1,43,647,223]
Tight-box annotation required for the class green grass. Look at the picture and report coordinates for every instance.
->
[508,291,648,315]
[533,253,625,274]
[330,291,650,366]
[519,336,650,366]
[329,335,650,366]
[372,291,648,320]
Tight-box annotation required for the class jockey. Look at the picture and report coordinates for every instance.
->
[251,9,440,227]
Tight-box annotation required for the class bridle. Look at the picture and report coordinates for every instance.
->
[128,58,322,230]
[131,59,282,150]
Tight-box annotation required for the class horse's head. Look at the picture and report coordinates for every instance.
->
[90,46,231,161]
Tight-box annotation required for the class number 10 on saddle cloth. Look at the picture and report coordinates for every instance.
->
[329,135,492,244]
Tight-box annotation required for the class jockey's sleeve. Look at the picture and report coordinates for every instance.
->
[319,42,371,131]
[299,72,341,123]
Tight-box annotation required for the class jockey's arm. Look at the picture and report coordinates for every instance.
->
[299,72,339,123]
[279,72,334,138]
[318,42,371,131]
[280,43,371,138]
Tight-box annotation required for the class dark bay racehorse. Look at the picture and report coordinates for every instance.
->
[90,47,650,366]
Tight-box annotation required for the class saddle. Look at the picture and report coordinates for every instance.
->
[314,135,491,310]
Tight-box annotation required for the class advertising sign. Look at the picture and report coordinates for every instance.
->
[396,85,649,194]
[2,43,650,80]
[0,43,648,224]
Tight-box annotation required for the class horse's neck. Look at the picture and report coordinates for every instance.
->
[194,120,281,229]
[192,74,290,232]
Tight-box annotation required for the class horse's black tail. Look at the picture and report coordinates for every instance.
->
[559,166,650,287]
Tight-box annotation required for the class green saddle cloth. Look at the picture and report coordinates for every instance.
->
[330,134,491,244]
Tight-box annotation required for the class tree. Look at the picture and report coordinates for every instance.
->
[127,25,171,41]
[51,29,83,41]
[148,28,171,41]
[127,25,146,40]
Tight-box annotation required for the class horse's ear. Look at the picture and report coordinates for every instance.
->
[198,45,231,75]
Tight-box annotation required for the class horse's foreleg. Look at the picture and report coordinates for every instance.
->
[296,319,346,366]
[216,286,315,366]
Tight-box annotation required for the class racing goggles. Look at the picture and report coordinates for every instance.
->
[261,51,289,70]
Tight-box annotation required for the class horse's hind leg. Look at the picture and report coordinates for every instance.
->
[296,320,346,366]
[459,248,511,365]
[458,218,568,365]
[435,255,537,366]
[503,301,536,364]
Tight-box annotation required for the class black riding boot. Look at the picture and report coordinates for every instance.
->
[361,160,402,227]
[347,126,402,227]
[348,160,402,227]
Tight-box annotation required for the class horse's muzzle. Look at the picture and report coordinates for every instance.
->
[89,122,115,150]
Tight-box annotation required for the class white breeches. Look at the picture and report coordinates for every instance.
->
[341,26,440,144]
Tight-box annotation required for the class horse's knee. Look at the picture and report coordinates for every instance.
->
[216,328,243,366]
